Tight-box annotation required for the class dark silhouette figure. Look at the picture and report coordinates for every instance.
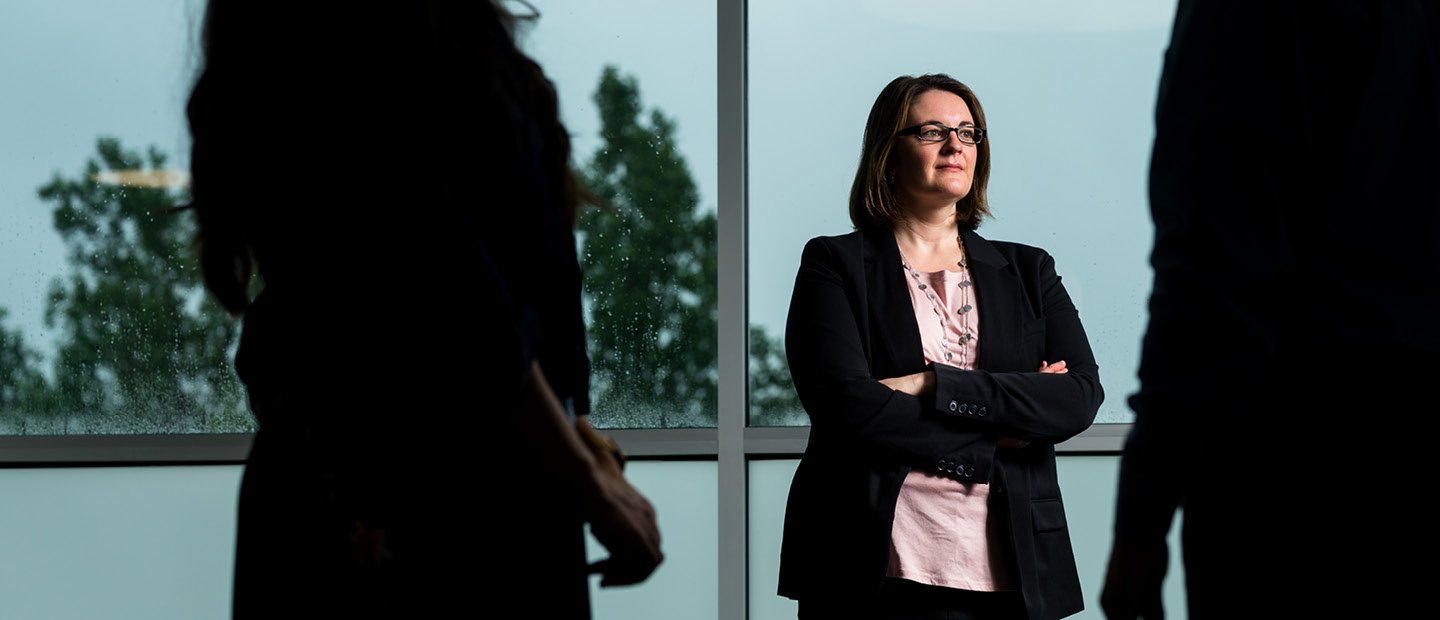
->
[779,74,1102,619]
[185,1,661,617]
[1103,2,1438,618]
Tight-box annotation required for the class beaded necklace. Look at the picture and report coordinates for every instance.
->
[899,234,976,365]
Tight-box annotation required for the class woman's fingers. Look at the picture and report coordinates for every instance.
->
[1038,360,1068,374]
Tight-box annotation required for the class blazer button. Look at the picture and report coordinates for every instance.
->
[978,406,987,417]
[949,400,959,412]
[968,403,978,415]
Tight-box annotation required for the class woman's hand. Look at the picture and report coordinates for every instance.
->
[521,362,662,587]
[879,371,936,396]
[582,462,664,587]
[999,361,1069,449]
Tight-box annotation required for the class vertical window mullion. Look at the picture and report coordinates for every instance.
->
[716,0,748,619]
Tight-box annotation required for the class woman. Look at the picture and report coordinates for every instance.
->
[185,1,660,617]
[778,73,1103,619]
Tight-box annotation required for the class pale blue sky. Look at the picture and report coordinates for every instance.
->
[1,0,1176,422]
[0,0,202,353]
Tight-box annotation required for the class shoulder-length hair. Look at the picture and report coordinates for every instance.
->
[849,73,992,232]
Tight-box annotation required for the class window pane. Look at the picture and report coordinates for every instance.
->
[748,459,800,620]
[0,1,720,435]
[748,0,1177,425]
[0,0,247,435]
[524,2,718,429]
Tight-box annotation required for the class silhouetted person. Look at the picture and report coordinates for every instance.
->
[1102,2,1438,618]
[185,1,661,617]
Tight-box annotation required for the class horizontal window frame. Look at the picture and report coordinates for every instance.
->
[0,424,1126,466]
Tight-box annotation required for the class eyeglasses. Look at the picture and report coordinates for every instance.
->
[896,123,986,146]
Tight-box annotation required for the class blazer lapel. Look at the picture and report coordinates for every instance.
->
[862,228,926,376]
[962,228,1024,372]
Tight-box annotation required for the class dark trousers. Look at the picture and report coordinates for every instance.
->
[798,579,1025,620]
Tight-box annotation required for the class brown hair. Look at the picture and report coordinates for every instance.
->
[849,73,992,232]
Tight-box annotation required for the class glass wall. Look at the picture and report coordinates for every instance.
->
[0,0,720,433]
[2,1,1190,618]
[526,0,720,429]
[0,461,717,620]
[0,465,240,620]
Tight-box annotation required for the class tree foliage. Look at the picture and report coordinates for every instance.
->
[0,310,47,418]
[579,67,717,427]
[578,66,801,428]
[0,138,251,434]
[0,67,806,435]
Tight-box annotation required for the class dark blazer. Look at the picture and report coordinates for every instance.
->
[778,226,1103,619]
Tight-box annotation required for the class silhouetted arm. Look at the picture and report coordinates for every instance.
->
[518,360,662,587]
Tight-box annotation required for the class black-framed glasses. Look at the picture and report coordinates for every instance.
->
[896,123,986,146]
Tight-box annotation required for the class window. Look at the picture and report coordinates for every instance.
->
[0,0,724,435]
[2,3,1177,618]
[0,0,232,435]
[524,0,720,430]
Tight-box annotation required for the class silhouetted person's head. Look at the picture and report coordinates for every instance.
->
[187,0,580,315]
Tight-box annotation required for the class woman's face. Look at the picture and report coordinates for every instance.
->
[889,89,978,211]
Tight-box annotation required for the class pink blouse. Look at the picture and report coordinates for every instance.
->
[886,257,1014,592]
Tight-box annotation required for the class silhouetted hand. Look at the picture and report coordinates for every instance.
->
[582,466,663,587]
[1100,537,1168,620]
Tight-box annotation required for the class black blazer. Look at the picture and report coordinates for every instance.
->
[778,226,1103,619]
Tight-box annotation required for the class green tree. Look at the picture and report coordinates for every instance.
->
[579,66,801,428]
[24,137,251,433]
[748,326,805,426]
[0,310,49,425]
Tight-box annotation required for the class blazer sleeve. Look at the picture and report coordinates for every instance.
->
[930,250,1103,444]
[786,236,998,482]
